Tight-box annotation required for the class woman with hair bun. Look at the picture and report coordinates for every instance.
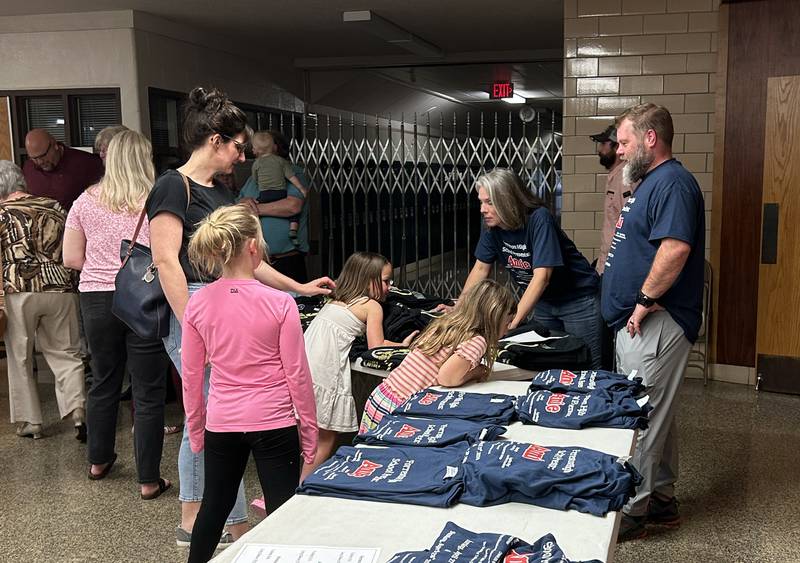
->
[145,86,332,548]
[182,204,317,563]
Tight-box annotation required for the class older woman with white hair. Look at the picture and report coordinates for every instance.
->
[0,160,86,440]
[457,168,603,369]
[93,125,129,164]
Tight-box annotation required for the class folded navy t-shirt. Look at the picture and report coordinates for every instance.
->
[460,440,642,516]
[515,389,651,430]
[504,533,603,563]
[398,389,517,425]
[297,444,466,508]
[528,369,644,396]
[355,415,507,447]
[387,521,518,563]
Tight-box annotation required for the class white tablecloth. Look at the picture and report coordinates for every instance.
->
[212,379,637,563]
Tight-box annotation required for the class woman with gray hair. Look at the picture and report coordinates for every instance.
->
[458,168,603,369]
[94,125,129,164]
[0,160,86,439]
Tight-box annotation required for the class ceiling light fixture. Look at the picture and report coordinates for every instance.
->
[342,10,443,58]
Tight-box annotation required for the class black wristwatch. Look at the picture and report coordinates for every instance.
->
[636,290,657,308]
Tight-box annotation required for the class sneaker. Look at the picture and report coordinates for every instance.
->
[647,495,681,527]
[617,514,648,542]
[16,422,43,439]
[72,407,87,442]
[175,527,235,549]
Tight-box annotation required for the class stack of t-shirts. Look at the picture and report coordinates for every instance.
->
[398,388,517,426]
[528,368,644,395]
[496,337,592,372]
[388,522,602,563]
[502,533,603,563]
[459,440,642,516]
[354,414,506,447]
[294,295,325,331]
[296,443,466,508]
[386,521,518,563]
[359,346,410,371]
[515,389,651,430]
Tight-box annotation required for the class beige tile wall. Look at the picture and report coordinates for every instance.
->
[563,0,719,261]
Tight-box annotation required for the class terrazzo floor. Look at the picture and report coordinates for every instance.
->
[1,372,799,563]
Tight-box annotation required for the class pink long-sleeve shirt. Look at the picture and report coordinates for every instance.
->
[181,278,318,463]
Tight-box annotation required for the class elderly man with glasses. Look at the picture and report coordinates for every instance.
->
[22,129,104,210]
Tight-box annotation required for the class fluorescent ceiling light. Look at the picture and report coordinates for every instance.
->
[343,10,443,58]
[503,94,527,105]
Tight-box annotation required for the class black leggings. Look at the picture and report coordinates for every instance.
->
[188,426,301,563]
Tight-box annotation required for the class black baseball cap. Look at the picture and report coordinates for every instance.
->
[590,125,617,143]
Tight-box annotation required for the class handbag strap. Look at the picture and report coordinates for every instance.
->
[120,172,191,268]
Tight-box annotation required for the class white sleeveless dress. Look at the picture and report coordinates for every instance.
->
[304,299,367,432]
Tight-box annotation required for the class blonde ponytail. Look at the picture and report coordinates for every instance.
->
[188,204,267,277]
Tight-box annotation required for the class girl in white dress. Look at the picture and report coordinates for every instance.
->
[300,252,416,480]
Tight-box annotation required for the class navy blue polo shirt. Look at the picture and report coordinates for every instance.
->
[474,207,598,303]
[601,159,705,342]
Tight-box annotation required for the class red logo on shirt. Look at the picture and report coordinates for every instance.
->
[616,216,624,229]
[504,552,531,563]
[418,392,440,406]
[521,444,550,462]
[349,460,383,478]
[507,256,532,270]
[559,370,577,385]
[394,424,420,438]
[545,393,567,413]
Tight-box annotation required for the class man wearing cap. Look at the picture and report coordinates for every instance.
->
[590,124,636,275]
[23,129,104,210]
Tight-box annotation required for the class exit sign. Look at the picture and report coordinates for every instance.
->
[490,82,514,99]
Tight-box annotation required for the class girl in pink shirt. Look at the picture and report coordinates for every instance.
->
[181,204,318,563]
[360,279,516,433]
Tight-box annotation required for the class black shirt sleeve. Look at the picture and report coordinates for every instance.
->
[146,170,189,223]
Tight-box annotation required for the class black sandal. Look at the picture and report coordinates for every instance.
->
[88,453,117,481]
[141,478,172,500]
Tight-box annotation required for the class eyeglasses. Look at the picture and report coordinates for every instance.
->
[219,133,248,155]
[28,140,53,161]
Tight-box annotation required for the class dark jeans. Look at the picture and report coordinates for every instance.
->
[81,291,170,483]
[533,292,603,370]
[188,426,301,563]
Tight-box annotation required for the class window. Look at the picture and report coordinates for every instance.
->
[2,88,121,165]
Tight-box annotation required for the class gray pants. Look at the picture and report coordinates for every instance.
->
[615,310,691,517]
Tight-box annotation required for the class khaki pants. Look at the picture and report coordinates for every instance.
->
[4,292,85,425]
[615,310,691,517]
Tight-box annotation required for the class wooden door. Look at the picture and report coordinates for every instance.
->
[756,75,800,394]
[0,97,13,161]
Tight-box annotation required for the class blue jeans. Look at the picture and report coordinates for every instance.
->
[163,283,248,525]
[533,293,603,369]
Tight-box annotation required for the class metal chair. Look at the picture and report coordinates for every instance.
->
[688,260,712,385]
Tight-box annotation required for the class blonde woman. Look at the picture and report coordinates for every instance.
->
[63,130,172,499]
[360,279,516,433]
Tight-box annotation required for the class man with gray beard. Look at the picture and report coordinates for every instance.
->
[600,104,705,542]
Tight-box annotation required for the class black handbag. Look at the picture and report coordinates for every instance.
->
[112,173,190,340]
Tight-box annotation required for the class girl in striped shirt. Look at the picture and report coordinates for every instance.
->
[360,279,516,433]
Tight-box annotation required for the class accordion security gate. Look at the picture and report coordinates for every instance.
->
[281,111,562,299]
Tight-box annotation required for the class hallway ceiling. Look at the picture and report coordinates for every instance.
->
[2,1,564,117]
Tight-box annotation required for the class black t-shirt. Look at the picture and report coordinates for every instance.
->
[145,169,235,283]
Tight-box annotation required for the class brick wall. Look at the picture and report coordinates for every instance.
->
[561,0,718,261]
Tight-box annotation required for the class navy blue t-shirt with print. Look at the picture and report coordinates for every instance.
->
[474,207,598,303]
[601,159,705,342]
